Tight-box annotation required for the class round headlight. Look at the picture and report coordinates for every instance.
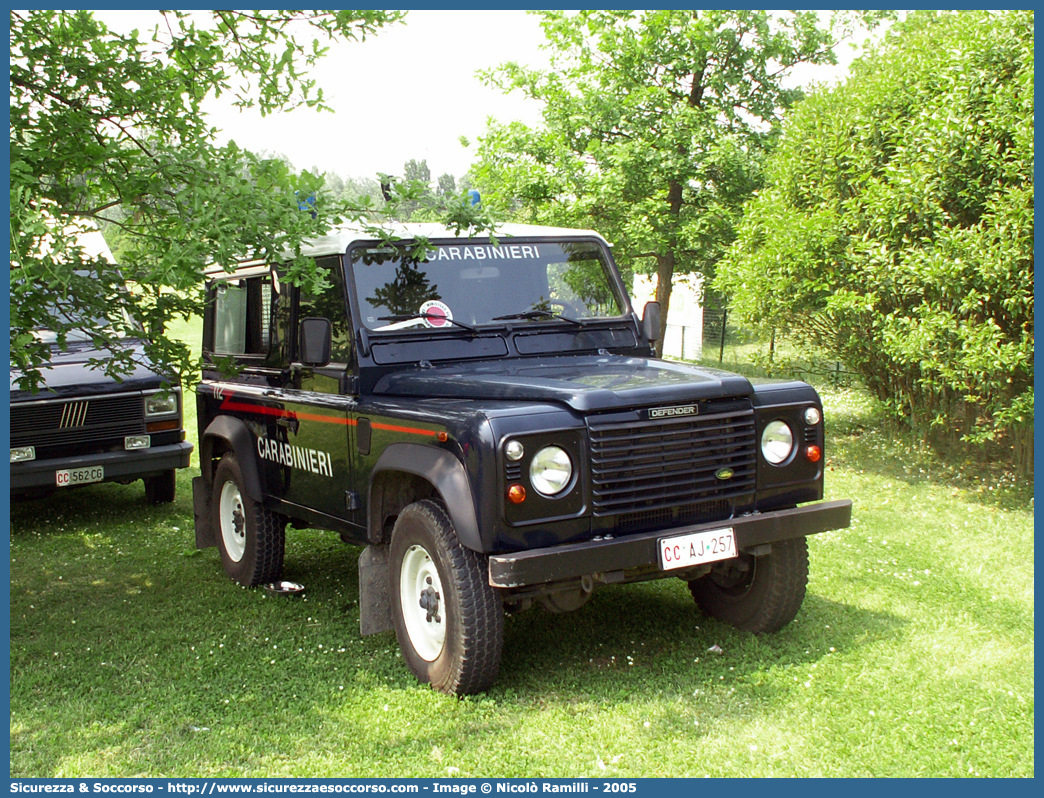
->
[529,445,573,496]
[761,420,794,465]
[505,440,525,461]
[804,406,822,426]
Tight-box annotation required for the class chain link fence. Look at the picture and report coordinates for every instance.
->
[696,295,858,389]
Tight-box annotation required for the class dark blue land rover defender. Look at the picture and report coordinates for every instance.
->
[192,223,851,695]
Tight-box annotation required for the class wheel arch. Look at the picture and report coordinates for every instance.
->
[369,443,482,552]
[199,415,264,503]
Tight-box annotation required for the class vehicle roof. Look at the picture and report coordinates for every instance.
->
[205,222,610,276]
[298,222,608,258]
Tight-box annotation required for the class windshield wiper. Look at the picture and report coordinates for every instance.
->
[491,309,583,327]
[376,313,479,333]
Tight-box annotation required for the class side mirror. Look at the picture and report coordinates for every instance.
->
[641,301,661,343]
[299,317,332,367]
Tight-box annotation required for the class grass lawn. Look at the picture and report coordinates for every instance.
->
[8,336,1034,777]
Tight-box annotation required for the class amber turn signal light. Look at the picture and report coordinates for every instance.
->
[805,445,822,463]
[507,484,526,504]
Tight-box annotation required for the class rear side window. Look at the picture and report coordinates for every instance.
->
[213,277,269,355]
[210,274,278,359]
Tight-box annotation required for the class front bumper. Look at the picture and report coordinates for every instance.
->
[488,499,852,589]
[10,441,194,491]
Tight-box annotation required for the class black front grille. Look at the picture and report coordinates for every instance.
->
[587,401,757,522]
[612,499,732,534]
[11,394,145,449]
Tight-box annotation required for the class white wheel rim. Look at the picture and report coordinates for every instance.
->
[400,544,446,661]
[219,480,247,563]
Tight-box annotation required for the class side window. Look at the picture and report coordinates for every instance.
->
[211,274,282,361]
[297,255,353,364]
[212,281,249,355]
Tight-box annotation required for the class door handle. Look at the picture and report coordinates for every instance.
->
[276,415,299,434]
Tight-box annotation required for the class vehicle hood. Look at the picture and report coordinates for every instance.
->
[10,340,169,402]
[372,355,753,413]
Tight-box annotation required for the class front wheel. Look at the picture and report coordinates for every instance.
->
[688,537,809,633]
[212,454,285,586]
[389,500,503,695]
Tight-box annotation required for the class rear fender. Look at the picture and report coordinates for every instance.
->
[198,415,264,502]
[194,415,265,550]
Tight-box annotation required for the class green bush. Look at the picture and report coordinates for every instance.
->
[716,11,1033,471]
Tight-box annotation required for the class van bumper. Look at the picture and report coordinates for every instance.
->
[488,500,852,589]
[10,441,194,491]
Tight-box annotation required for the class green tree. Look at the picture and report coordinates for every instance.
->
[716,11,1033,469]
[381,160,481,225]
[10,10,493,391]
[322,171,347,199]
[316,171,384,216]
[469,10,881,349]
[391,159,434,221]
[403,159,431,185]
[437,173,457,198]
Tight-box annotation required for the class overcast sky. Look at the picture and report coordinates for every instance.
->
[101,10,873,184]
[204,10,552,182]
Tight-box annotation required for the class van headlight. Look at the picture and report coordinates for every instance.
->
[529,446,573,496]
[145,391,178,417]
[11,446,35,463]
[761,420,794,465]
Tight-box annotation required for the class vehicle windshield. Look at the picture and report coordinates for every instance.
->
[350,240,628,332]
[29,270,136,344]
[33,308,132,345]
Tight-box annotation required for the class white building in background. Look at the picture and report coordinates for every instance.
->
[34,217,117,265]
[632,273,704,361]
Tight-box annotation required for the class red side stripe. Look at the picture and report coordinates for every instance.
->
[218,397,437,437]
[219,399,352,426]
[372,421,438,437]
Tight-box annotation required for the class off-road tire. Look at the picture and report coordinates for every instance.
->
[144,469,176,504]
[212,454,285,586]
[689,536,809,633]
[389,500,503,695]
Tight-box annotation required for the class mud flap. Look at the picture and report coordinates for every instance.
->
[193,476,216,549]
[359,544,392,636]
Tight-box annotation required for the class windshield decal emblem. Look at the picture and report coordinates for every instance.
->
[649,404,697,419]
[418,299,452,329]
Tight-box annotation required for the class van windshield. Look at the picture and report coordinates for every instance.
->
[33,307,133,344]
[350,240,627,332]
[29,270,136,344]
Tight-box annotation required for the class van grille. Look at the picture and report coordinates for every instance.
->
[587,402,757,522]
[10,394,145,449]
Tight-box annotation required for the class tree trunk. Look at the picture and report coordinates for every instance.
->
[653,251,676,356]
[652,179,685,355]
